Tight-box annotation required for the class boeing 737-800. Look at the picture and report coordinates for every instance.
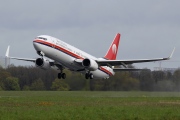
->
[5,33,175,79]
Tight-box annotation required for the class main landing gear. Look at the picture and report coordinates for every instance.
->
[58,72,66,79]
[57,65,66,79]
[85,73,93,79]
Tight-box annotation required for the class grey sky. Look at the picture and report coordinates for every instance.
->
[0,0,179,69]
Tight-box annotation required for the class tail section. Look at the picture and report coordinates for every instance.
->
[104,33,121,60]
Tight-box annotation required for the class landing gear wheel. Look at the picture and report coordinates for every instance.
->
[58,73,62,79]
[85,73,89,79]
[62,73,66,79]
[58,73,66,79]
[85,73,93,79]
[89,73,93,79]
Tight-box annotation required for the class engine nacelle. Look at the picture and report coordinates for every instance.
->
[35,58,51,70]
[82,58,98,71]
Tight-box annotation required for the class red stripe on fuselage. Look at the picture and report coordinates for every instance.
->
[33,39,114,76]
[99,67,113,76]
[34,40,84,59]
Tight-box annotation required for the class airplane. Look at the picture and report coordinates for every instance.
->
[5,33,175,79]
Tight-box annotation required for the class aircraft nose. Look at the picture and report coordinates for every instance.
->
[33,39,40,51]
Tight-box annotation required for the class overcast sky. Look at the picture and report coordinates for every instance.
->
[0,0,179,69]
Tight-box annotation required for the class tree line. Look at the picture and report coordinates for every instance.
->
[0,65,180,91]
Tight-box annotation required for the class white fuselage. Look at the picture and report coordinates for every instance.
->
[33,35,115,79]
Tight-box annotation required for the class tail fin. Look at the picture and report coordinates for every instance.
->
[104,33,121,60]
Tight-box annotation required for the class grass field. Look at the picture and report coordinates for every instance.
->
[1,91,180,120]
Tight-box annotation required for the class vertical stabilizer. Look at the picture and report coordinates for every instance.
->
[104,33,120,60]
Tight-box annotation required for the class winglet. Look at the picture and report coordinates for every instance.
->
[168,47,175,60]
[5,46,10,68]
[5,46,10,58]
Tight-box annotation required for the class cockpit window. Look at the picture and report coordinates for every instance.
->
[36,37,47,41]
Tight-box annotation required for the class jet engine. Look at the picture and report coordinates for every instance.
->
[82,58,98,71]
[35,58,51,70]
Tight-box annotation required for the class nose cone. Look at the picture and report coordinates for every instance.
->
[33,40,40,51]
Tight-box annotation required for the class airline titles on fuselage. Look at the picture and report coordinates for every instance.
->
[56,39,86,59]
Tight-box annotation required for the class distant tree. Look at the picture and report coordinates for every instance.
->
[173,69,180,91]
[110,72,139,91]
[83,79,90,91]
[0,68,11,90]
[152,71,166,83]
[166,71,173,80]
[22,85,30,91]
[4,64,180,92]
[153,80,175,91]
[139,69,154,91]
[93,79,104,91]
[7,66,58,90]
[0,68,11,80]
[3,77,20,91]
[30,78,45,91]
[92,71,140,91]
[51,79,70,91]
[0,86,3,91]
[89,79,95,91]
[66,72,86,90]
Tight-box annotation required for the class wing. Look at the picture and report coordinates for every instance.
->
[96,48,175,67]
[9,57,36,62]
[113,68,143,72]
[5,46,71,70]
[6,46,56,65]
[5,46,36,62]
